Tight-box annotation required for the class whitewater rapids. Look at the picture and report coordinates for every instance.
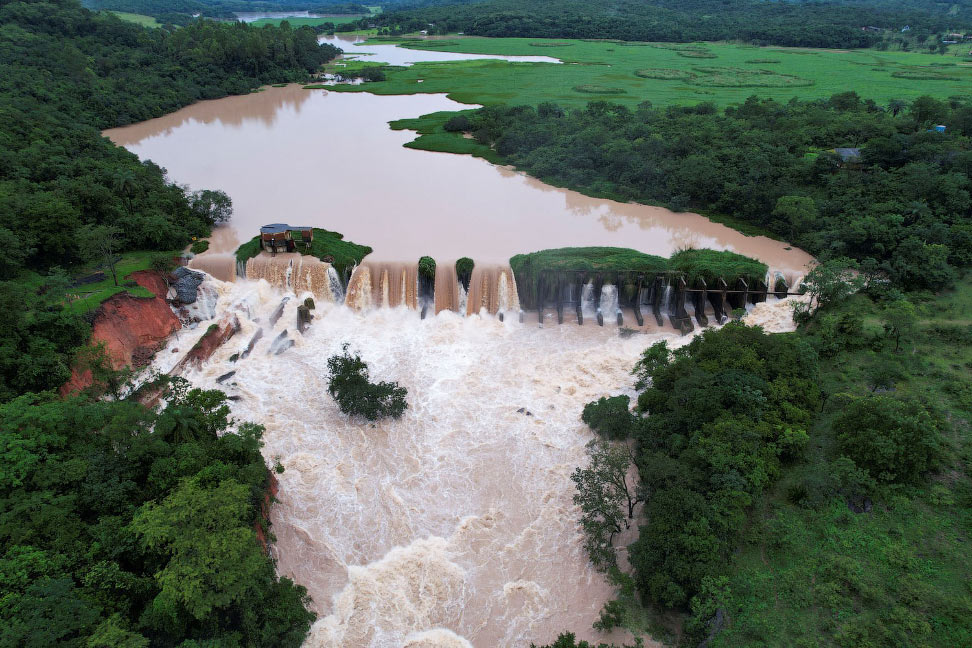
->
[157,276,801,648]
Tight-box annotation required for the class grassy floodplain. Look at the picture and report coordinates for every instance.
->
[107,10,161,27]
[328,37,972,108]
[249,15,367,27]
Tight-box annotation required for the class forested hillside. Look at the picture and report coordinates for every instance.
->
[374,0,972,49]
[0,0,339,396]
[0,2,342,645]
[82,0,380,20]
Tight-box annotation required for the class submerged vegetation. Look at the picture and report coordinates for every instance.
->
[327,344,408,421]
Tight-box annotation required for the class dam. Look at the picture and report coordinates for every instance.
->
[150,266,802,648]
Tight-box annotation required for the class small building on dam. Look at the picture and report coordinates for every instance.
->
[260,223,313,254]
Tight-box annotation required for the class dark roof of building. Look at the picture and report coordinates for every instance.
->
[834,147,862,161]
[260,224,314,233]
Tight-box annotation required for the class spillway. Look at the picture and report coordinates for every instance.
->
[151,271,803,648]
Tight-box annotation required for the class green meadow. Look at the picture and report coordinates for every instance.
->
[249,15,366,27]
[328,37,972,108]
[108,11,161,27]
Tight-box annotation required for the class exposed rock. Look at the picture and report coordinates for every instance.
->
[269,330,294,355]
[176,281,218,323]
[240,328,264,360]
[60,270,181,396]
[297,304,312,333]
[216,370,236,384]
[171,313,240,375]
[170,267,204,304]
[254,470,279,554]
[269,297,290,326]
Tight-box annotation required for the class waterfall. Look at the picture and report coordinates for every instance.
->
[188,253,237,282]
[244,252,338,300]
[581,281,596,316]
[599,284,619,317]
[465,265,520,316]
[345,262,418,310]
[327,266,345,303]
[434,263,460,314]
[662,283,673,315]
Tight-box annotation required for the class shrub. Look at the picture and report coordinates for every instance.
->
[581,395,635,440]
[443,115,472,132]
[455,256,474,278]
[418,255,436,280]
[327,344,407,421]
[573,84,627,94]
[190,240,209,254]
[833,395,942,484]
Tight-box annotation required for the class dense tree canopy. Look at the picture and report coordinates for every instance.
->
[0,381,315,647]
[374,0,972,49]
[0,0,340,396]
[462,94,972,290]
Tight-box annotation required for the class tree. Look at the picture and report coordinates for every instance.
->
[112,170,138,218]
[632,340,670,391]
[882,299,919,352]
[130,476,268,622]
[189,189,233,226]
[327,344,407,421]
[796,258,862,320]
[581,395,635,440]
[887,98,907,117]
[79,224,123,286]
[834,395,941,484]
[772,195,818,241]
[909,95,947,126]
[571,439,641,570]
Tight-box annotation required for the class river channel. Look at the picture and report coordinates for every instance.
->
[116,37,811,648]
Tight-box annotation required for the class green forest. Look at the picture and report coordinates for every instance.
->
[457,94,972,291]
[0,0,340,397]
[373,0,972,49]
[0,1,343,644]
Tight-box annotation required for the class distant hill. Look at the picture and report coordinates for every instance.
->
[371,0,972,49]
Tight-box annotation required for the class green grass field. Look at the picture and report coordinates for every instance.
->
[249,15,365,27]
[108,11,161,27]
[62,251,178,314]
[328,37,972,108]
[715,280,972,646]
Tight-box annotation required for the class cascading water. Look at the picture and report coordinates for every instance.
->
[599,284,619,319]
[188,253,237,282]
[464,265,519,316]
[245,253,340,301]
[434,264,460,315]
[147,271,804,648]
[346,262,419,310]
[661,283,673,316]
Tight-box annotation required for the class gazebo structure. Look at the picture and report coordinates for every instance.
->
[260,224,313,255]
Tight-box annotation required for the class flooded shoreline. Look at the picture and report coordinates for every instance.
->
[104,84,811,274]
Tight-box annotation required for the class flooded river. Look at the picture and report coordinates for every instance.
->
[104,36,811,274]
[115,37,812,648]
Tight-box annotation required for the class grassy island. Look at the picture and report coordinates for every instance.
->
[235,228,372,278]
